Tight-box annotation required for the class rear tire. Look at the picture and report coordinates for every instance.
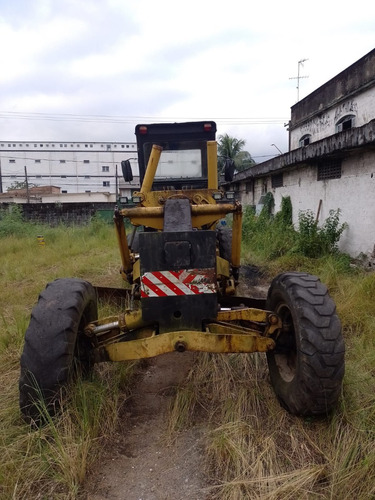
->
[266,272,344,416]
[19,278,97,424]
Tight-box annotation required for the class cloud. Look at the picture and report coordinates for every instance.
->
[0,0,374,158]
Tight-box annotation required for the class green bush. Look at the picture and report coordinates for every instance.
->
[293,208,348,257]
[274,195,293,227]
[0,205,28,237]
[242,199,348,261]
[242,199,296,261]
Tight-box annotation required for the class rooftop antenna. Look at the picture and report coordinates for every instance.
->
[271,144,283,155]
[289,58,309,102]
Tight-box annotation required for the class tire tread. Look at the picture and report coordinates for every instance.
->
[266,272,345,415]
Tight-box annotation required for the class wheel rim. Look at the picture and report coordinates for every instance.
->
[274,303,297,383]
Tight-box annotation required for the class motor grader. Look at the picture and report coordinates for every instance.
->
[19,121,345,423]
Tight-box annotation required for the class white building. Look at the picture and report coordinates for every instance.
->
[0,140,140,199]
[288,49,375,150]
[232,48,375,259]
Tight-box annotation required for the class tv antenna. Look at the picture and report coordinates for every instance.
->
[289,58,309,102]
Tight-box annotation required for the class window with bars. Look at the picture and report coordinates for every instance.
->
[317,160,342,180]
[271,173,283,188]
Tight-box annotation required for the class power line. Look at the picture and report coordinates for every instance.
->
[0,111,288,125]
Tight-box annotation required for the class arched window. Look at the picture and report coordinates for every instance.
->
[299,134,311,147]
[336,114,355,133]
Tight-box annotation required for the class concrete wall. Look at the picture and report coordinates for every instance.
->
[236,149,375,257]
[290,49,375,126]
[289,49,375,150]
[9,202,116,226]
[290,87,375,149]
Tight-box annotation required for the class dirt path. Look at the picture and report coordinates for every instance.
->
[85,352,208,500]
[84,266,269,500]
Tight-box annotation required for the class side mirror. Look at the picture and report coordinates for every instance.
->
[224,159,235,182]
[121,160,133,182]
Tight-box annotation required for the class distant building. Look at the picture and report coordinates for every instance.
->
[231,48,375,259]
[0,141,140,200]
[0,185,117,204]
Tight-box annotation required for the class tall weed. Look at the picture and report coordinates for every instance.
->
[0,215,135,498]
[170,198,372,499]
[0,205,30,237]
[293,208,348,257]
[242,197,348,261]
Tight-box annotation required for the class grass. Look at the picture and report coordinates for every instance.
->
[167,209,375,499]
[1,208,375,499]
[168,264,375,498]
[0,216,137,499]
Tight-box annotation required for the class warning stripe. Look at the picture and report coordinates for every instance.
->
[141,269,216,298]
[153,271,192,296]
[141,274,169,297]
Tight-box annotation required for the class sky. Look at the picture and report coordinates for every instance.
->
[0,0,374,162]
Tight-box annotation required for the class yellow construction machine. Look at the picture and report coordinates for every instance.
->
[19,121,345,423]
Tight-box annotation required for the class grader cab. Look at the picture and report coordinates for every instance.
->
[19,121,345,423]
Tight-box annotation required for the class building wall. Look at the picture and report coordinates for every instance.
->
[0,141,139,195]
[245,149,375,257]
[289,49,375,150]
[290,86,375,149]
[234,51,375,259]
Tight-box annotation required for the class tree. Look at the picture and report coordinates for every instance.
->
[217,133,255,173]
[7,180,37,191]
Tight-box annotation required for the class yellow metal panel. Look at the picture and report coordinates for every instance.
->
[133,258,140,281]
[113,212,132,274]
[140,144,163,195]
[102,329,275,361]
[120,202,239,231]
[207,141,218,189]
[216,255,230,278]
[231,208,242,268]
[217,308,281,335]
[218,308,270,323]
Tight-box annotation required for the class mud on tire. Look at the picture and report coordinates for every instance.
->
[266,272,345,416]
[19,278,97,423]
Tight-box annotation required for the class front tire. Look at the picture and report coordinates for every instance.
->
[266,272,344,416]
[19,278,97,423]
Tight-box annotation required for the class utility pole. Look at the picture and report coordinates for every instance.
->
[289,58,309,102]
[25,166,30,203]
[0,159,3,193]
[115,164,118,201]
